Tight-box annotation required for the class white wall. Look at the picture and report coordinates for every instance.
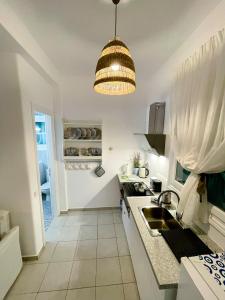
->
[0,53,36,256]
[0,2,59,84]
[53,86,68,212]
[147,0,225,189]
[0,2,65,255]
[17,55,55,256]
[17,54,67,241]
[0,53,56,256]
[61,76,148,209]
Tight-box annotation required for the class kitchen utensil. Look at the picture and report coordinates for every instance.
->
[64,147,79,156]
[90,128,96,139]
[134,182,146,193]
[150,177,157,188]
[81,128,87,139]
[95,128,102,140]
[95,165,105,177]
[71,128,76,139]
[88,148,102,156]
[74,128,81,139]
[80,148,89,156]
[152,179,162,193]
[86,128,92,139]
[64,128,71,139]
[139,167,149,178]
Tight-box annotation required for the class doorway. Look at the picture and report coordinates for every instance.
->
[34,112,55,231]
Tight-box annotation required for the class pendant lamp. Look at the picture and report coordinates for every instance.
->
[94,0,136,96]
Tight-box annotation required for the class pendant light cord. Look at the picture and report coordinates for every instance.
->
[114,4,117,39]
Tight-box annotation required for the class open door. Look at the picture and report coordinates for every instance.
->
[34,112,56,231]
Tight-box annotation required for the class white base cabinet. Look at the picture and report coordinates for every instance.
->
[122,202,177,300]
[177,258,218,300]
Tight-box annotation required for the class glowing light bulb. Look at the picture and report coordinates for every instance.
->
[111,64,120,71]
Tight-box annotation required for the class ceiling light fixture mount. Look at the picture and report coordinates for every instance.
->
[94,0,136,96]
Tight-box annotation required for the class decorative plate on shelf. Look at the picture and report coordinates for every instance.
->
[64,147,79,156]
[74,128,82,139]
[81,128,87,139]
[90,128,96,139]
[86,128,92,139]
[95,128,102,140]
[64,127,71,139]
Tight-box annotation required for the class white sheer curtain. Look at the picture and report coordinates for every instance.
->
[171,29,225,225]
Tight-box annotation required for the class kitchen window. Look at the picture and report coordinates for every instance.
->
[175,162,190,184]
[175,161,225,212]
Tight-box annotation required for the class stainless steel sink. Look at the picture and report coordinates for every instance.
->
[139,206,182,236]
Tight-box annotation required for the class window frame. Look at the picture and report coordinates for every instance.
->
[168,151,184,192]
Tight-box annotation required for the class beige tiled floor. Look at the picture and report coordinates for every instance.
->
[6,209,140,300]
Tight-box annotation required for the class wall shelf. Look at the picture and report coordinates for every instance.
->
[63,120,102,166]
[64,120,102,127]
[64,139,102,143]
[64,156,102,161]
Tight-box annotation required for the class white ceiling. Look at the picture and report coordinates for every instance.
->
[7,0,221,80]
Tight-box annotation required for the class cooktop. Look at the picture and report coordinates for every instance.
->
[122,182,154,197]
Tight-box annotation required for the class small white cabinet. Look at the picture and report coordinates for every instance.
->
[122,202,177,300]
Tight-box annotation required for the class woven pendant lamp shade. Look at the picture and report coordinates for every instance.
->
[94,39,136,96]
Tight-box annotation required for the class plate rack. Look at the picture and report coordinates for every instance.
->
[63,120,102,164]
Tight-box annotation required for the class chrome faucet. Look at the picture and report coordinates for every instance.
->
[158,190,180,205]
[151,190,183,222]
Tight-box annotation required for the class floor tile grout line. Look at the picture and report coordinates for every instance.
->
[67,284,96,291]
[66,258,75,295]
[117,239,124,288]
[71,239,78,263]
[122,283,126,300]
[118,222,133,299]
[24,253,132,266]
[95,258,97,300]
[35,289,68,298]
[37,285,98,294]
[13,284,138,299]
[37,262,50,294]
[115,236,121,258]
[48,241,59,263]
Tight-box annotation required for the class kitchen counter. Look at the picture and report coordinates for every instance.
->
[127,196,222,289]
[117,174,151,186]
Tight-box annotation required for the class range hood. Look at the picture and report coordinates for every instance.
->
[144,134,166,156]
[135,102,166,156]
